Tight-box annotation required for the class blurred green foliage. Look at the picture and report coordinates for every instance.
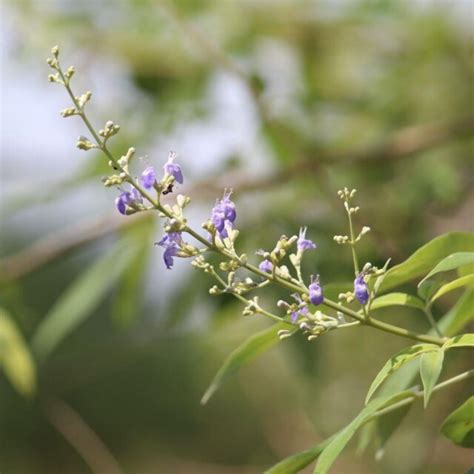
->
[0,1,473,473]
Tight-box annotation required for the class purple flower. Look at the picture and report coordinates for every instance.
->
[211,190,237,238]
[309,275,324,305]
[163,151,183,184]
[297,227,316,251]
[156,232,183,269]
[115,194,128,215]
[115,187,143,215]
[141,166,156,189]
[156,232,182,247]
[354,273,369,305]
[259,259,273,273]
[291,305,308,323]
[290,293,309,323]
[220,190,236,222]
[163,244,179,269]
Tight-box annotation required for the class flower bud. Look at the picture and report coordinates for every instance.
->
[309,275,324,306]
[354,273,369,305]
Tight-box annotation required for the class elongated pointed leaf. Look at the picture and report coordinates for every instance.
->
[32,239,138,361]
[370,293,425,312]
[379,233,474,293]
[376,289,474,401]
[419,252,474,288]
[357,399,411,458]
[420,349,444,408]
[458,261,474,277]
[430,275,474,304]
[264,437,334,474]
[0,308,36,397]
[443,333,474,349]
[365,344,438,404]
[417,279,441,301]
[439,288,474,336]
[112,216,155,327]
[201,321,294,405]
[314,392,414,474]
[441,396,474,448]
[375,402,411,459]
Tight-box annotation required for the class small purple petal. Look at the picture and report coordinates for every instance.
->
[163,244,179,269]
[156,231,183,269]
[130,188,143,204]
[156,234,169,247]
[259,260,273,273]
[221,190,236,223]
[298,227,316,251]
[291,305,308,323]
[157,231,182,247]
[115,193,128,215]
[141,166,156,189]
[211,208,226,232]
[210,190,237,239]
[164,151,184,184]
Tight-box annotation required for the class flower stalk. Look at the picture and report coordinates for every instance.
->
[47,46,447,347]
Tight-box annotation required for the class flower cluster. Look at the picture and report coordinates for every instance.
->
[47,45,381,343]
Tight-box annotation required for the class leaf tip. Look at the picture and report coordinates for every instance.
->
[200,386,215,406]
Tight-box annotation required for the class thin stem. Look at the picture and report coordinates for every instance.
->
[424,306,443,338]
[344,199,370,319]
[43,397,124,474]
[242,260,446,345]
[256,306,286,323]
[367,369,474,421]
[338,321,361,330]
[58,66,161,210]
[346,204,360,276]
[208,266,283,323]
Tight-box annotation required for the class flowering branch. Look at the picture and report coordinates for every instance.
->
[46,46,446,347]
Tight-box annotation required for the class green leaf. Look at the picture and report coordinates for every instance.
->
[458,261,474,277]
[440,396,474,448]
[375,402,411,459]
[439,288,474,336]
[443,334,474,349]
[417,279,441,302]
[32,239,138,361]
[357,399,411,458]
[370,293,425,312]
[0,307,36,397]
[365,344,438,404]
[379,232,474,293]
[420,349,444,408]
[419,252,474,288]
[314,392,413,474]
[373,258,392,294]
[112,216,155,327]
[429,275,474,304]
[356,422,376,455]
[201,321,294,405]
[376,290,474,400]
[264,437,334,474]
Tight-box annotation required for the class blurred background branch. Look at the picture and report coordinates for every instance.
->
[43,397,124,474]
